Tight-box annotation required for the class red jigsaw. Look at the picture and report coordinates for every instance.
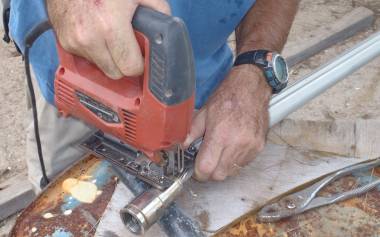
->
[54,8,195,163]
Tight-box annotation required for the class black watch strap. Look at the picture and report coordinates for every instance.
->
[234,50,269,67]
[234,50,287,94]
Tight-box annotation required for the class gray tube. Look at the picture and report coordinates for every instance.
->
[112,165,204,237]
[269,31,380,126]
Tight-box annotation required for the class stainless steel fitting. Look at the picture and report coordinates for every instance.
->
[120,168,193,235]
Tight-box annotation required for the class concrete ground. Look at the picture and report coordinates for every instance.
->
[270,0,380,158]
[1,0,380,235]
[0,42,24,236]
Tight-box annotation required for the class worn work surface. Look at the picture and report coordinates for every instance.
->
[10,155,117,237]
[10,144,373,236]
[217,165,380,237]
[176,144,371,234]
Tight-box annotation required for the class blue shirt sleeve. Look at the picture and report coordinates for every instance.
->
[10,0,59,105]
[10,0,255,108]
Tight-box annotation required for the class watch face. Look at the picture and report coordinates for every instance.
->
[273,55,289,84]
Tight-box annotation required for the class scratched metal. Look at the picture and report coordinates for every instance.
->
[216,166,380,237]
[10,155,380,237]
[9,154,118,237]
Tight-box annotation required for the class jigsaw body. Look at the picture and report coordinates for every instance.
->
[54,7,196,189]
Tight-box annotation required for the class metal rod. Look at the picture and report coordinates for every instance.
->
[269,30,380,126]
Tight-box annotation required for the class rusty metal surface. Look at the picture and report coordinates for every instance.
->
[216,167,380,237]
[9,153,380,237]
[10,155,118,237]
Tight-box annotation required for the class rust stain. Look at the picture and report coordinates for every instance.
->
[9,154,118,237]
[373,167,380,177]
[196,210,210,230]
[9,153,380,237]
[216,166,380,237]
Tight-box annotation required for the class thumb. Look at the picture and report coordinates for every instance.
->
[183,110,206,148]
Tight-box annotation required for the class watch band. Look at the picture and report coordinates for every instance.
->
[234,50,287,94]
[234,50,269,67]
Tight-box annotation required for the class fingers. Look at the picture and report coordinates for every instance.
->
[106,20,145,78]
[194,128,264,182]
[211,147,247,181]
[58,22,125,79]
[139,0,171,15]
[183,110,206,148]
[84,40,124,79]
[105,0,171,78]
[104,0,171,78]
[194,133,224,182]
[54,0,171,79]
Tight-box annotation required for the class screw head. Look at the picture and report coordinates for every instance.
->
[286,201,296,209]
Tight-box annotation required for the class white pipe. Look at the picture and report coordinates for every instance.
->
[269,31,380,127]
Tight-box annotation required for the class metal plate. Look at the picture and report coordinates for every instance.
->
[9,155,117,237]
[10,151,380,237]
[80,133,174,190]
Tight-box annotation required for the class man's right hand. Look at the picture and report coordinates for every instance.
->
[46,0,170,79]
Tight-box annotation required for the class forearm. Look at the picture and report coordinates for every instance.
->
[236,0,299,54]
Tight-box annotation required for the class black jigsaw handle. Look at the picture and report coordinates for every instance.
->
[132,7,195,105]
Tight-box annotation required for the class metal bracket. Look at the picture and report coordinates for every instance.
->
[80,132,195,190]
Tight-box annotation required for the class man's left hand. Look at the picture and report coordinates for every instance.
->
[184,64,272,181]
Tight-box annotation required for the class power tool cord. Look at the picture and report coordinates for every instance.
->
[24,20,52,189]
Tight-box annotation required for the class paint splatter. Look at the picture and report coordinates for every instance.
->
[43,213,55,219]
[62,178,98,203]
[45,228,73,237]
[60,161,113,212]
[63,209,72,216]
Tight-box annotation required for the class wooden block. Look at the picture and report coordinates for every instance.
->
[284,7,374,67]
[269,118,380,159]
[0,174,35,221]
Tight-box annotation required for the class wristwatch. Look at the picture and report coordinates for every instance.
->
[234,50,289,94]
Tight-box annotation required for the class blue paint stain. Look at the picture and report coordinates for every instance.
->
[61,196,81,212]
[44,228,73,237]
[92,161,114,187]
[60,161,114,212]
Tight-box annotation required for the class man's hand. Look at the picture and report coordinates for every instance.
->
[184,65,272,181]
[183,0,299,182]
[46,0,170,79]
